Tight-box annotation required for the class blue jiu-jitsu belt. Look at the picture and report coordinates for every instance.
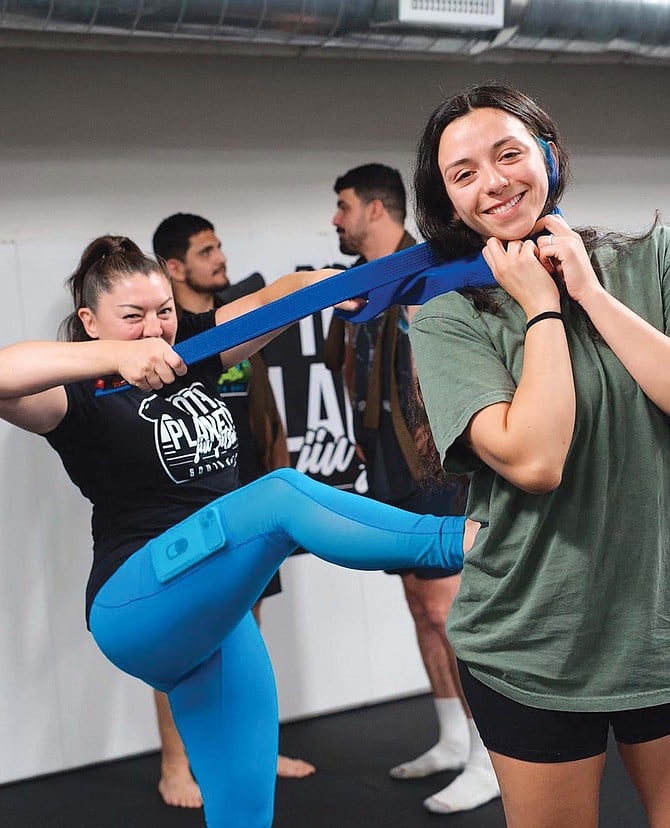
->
[95,244,496,396]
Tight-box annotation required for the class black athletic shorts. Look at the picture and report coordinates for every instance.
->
[458,660,670,763]
[260,570,282,599]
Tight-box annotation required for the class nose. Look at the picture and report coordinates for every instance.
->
[332,210,342,228]
[142,313,162,338]
[484,165,509,193]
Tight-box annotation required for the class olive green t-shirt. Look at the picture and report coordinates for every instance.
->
[410,226,670,712]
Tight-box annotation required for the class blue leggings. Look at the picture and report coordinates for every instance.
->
[89,468,465,827]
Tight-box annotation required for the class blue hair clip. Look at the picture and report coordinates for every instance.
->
[536,137,559,196]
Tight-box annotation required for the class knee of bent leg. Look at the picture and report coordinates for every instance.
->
[265,468,302,485]
[416,599,449,632]
[404,582,451,632]
[260,467,304,498]
[252,468,306,513]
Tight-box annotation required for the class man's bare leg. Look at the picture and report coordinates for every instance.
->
[253,599,316,779]
[390,573,470,778]
[388,574,499,811]
[154,690,203,808]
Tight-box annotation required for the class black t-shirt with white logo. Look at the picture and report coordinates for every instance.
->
[45,311,239,621]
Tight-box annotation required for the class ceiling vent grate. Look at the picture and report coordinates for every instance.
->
[398,0,504,30]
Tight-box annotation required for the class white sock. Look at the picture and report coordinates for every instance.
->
[423,719,500,813]
[389,697,470,779]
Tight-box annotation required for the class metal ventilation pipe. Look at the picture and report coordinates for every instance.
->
[0,0,669,62]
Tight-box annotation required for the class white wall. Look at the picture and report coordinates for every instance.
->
[0,46,669,784]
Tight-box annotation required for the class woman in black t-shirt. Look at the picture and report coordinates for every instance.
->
[0,235,467,828]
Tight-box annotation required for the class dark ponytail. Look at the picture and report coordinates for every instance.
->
[59,235,168,341]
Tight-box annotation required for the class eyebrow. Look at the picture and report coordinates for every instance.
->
[196,241,221,255]
[444,135,518,172]
[116,298,172,310]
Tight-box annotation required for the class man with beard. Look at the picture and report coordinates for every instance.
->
[325,165,498,814]
[150,213,315,810]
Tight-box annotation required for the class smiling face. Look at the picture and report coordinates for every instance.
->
[78,271,178,345]
[437,107,554,242]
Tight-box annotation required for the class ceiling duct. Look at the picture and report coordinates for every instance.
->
[396,0,505,30]
[0,0,669,64]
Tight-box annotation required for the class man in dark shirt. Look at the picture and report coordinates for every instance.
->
[150,213,315,809]
[325,165,499,814]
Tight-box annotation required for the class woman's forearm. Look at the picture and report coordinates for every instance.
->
[214,268,341,366]
[0,340,121,398]
[215,269,336,327]
[508,319,576,484]
[468,319,576,494]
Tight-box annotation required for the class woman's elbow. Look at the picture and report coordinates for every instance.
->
[513,461,564,495]
[476,429,570,494]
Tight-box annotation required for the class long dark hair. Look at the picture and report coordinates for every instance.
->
[59,235,169,342]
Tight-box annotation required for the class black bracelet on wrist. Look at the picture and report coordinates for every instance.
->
[526,310,563,332]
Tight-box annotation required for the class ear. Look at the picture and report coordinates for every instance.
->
[77,307,98,340]
[547,140,559,168]
[367,198,386,222]
[165,257,186,283]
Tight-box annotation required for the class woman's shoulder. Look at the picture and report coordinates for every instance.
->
[650,223,670,261]
[630,222,670,253]
[412,287,508,330]
[413,289,476,323]
[607,223,670,272]
[590,221,670,261]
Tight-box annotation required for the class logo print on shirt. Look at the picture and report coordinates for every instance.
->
[217,359,252,396]
[138,382,238,483]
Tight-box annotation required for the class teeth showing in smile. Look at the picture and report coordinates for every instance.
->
[488,193,522,215]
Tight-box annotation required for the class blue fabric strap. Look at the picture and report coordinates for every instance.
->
[334,201,563,322]
[174,205,562,360]
[173,242,457,364]
[96,218,564,395]
[96,242,463,395]
[335,247,494,323]
[97,240,496,395]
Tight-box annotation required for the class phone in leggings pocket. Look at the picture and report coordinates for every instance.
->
[149,506,226,583]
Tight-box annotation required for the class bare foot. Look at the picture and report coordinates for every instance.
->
[277,755,316,778]
[158,764,203,808]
